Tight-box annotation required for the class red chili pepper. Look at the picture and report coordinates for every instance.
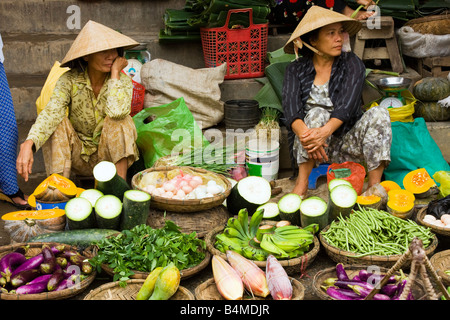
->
[326,0,335,8]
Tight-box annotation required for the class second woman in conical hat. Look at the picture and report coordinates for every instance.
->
[17,20,140,182]
[281,6,392,198]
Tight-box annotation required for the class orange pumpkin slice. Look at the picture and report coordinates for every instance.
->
[2,208,66,221]
[403,168,438,198]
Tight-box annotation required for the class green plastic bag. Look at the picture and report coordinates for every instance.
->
[383,118,450,188]
[133,97,209,168]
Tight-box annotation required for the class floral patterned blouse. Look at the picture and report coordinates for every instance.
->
[27,68,133,161]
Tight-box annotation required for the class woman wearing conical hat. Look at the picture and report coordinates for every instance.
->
[16,20,140,182]
[282,6,392,198]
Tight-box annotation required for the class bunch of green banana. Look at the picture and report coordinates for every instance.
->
[259,224,318,260]
[215,208,267,261]
[215,206,319,261]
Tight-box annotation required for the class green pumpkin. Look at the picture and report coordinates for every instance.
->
[413,77,450,102]
[414,101,450,121]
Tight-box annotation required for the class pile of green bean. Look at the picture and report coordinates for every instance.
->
[321,206,435,257]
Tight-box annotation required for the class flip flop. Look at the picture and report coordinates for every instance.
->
[0,189,32,210]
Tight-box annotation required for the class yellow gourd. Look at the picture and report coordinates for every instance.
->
[387,189,415,219]
[148,264,180,300]
[136,267,163,300]
[356,195,382,209]
[1,209,66,243]
[33,174,78,202]
[380,180,401,193]
[403,168,438,198]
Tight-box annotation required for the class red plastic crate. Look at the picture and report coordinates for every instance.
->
[200,8,268,79]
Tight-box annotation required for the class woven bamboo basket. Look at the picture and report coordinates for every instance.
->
[83,279,194,300]
[404,13,450,35]
[131,166,232,212]
[416,206,450,239]
[204,224,320,275]
[194,277,305,300]
[430,250,450,287]
[83,245,211,280]
[312,265,427,300]
[0,242,96,300]
[147,205,231,238]
[319,225,439,268]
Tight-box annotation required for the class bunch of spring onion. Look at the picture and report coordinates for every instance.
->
[254,107,281,142]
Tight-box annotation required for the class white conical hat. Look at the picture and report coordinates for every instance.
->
[284,6,361,56]
[61,20,139,67]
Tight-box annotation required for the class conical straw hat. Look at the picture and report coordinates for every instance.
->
[284,6,361,55]
[61,20,140,67]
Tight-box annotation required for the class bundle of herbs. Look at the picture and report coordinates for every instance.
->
[89,221,206,284]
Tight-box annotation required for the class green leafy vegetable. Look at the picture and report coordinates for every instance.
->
[89,221,206,283]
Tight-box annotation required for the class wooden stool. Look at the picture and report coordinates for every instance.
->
[417,56,450,78]
[353,16,404,74]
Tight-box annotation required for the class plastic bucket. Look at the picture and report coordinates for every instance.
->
[245,139,280,181]
[36,200,68,210]
[224,99,261,130]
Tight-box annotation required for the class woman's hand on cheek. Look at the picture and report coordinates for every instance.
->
[111,57,129,78]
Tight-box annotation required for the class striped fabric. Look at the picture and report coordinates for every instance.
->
[281,51,366,170]
[0,61,19,195]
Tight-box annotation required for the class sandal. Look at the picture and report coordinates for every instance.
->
[0,188,32,210]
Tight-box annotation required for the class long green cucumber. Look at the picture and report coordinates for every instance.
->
[27,229,120,248]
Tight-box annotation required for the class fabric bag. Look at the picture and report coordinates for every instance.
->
[133,97,209,168]
[383,117,450,188]
[140,58,227,129]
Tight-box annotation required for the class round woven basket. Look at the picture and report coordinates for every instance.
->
[312,265,427,300]
[404,13,450,35]
[194,277,305,300]
[416,206,450,239]
[319,224,439,268]
[204,224,320,275]
[131,166,232,212]
[147,205,231,238]
[0,242,96,300]
[83,279,194,300]
[83,245,211,280]
[430,249,450,287]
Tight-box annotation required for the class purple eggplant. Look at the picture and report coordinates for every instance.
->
[59,250,79,259]
[15,281,48,295]
[349,284,391,300]
[10,254,44,278]
[14,246,28,255]
[47,268,64,291]
[326,286,362,300]
[81,260,92,274]
[0,252,27,281]
[358,269,399,284]
[69,254,85,267]
[381,283,400,297]
[336,263,350,281]
[50,245,66,255]
[55,275,79,291]
[27,274,53,285]
[39,245,56,274]
[10,269,40,288]
[335,279,374,291]
[56,257,67,268]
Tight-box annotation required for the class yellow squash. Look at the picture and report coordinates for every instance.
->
[148,264,180,300]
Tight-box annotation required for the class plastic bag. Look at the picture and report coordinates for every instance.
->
[133,97,209,168]
[433,171,450,198]
[426,195,450,219]
[368,90,416,122]
[383,118,450,188]
[326,161,366,195]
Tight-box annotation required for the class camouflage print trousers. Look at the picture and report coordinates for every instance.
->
[293,105,392,172]
[42,116,139,177]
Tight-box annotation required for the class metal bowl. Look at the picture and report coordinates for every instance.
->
[375,77,412,91]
